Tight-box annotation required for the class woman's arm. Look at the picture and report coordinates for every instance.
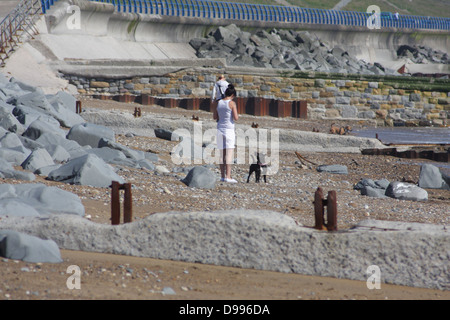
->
[213,107,218,121]
[230,101,239,121]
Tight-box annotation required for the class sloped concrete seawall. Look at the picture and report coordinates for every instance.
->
[43,0,449,63]
[34,1,449,125]
[0,211,448,290]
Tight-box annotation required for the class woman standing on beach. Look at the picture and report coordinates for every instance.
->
[213,84,238,183]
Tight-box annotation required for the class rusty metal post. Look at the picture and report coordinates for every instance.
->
[326,191,337,231]
[123,183,133,223]
[111,181,121,225]
[314,187,325,230]
[111,181,133,225]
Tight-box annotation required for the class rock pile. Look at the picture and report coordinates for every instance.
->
[0,73,160,186]
[0,72,166,261]
[397,45,449,65]
[353,163,449,201]
[355,178,430,201]
[190,24,399,75]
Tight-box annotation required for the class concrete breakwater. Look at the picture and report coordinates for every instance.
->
[0,212,448,290]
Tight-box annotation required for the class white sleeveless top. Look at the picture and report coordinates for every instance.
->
[216,99,234,132]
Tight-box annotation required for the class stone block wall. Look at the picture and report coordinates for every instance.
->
[65,71,450,126]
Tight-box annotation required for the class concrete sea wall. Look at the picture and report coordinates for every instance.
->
[37,0,449,125]
[4,0,449,124]
[45,0,450,65]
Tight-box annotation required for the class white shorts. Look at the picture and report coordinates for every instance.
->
[217,129,235,150]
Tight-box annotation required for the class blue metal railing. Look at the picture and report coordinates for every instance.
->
[40,0,450,31]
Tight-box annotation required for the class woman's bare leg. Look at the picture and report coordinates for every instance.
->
[225,148,234,179]
[219,149,226,179]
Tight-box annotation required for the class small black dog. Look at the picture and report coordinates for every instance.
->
[247,153,268,183]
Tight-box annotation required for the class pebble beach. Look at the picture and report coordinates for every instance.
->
[1,96,449,301]
[70,98,450,230]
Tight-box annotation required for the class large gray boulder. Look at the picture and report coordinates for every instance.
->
[354,178,390,198]
[182,166,216,189]
[0,158,35,181]
[0,230,62,263]
[47,153,124,187]
[0,80,31,101]
[418,164,450,190]
[49,91,78,113]
[66,122,115,148]
[35,164,62,177]
[212,25,241,49]
[0,132,31,164]
[385,181,428,201]
[0,199,41,217]
[36,132,85,159]
[0,132,26,150]
[86,147,137,168]
[0,104,23,133]
[98,138,145,161]
[22,119,66,140]
[15,89,54,115]
[137,159,156,171]
[12,105,60,129]
[14,89,81,128]
[18,135,45,151]
[45,144,71,162]
[87,147,126,162]
[0,148,29,165]
[46,91,85,128]
[21,148,55,173]
[0,126,7,138]
[0,183,85,216]
[154,128,180,141]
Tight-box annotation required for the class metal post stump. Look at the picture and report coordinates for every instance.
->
[111,181,133,225]
[313,187,337,231]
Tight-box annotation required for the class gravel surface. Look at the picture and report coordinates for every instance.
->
[69,98,449,230]
[1,97,448,301]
